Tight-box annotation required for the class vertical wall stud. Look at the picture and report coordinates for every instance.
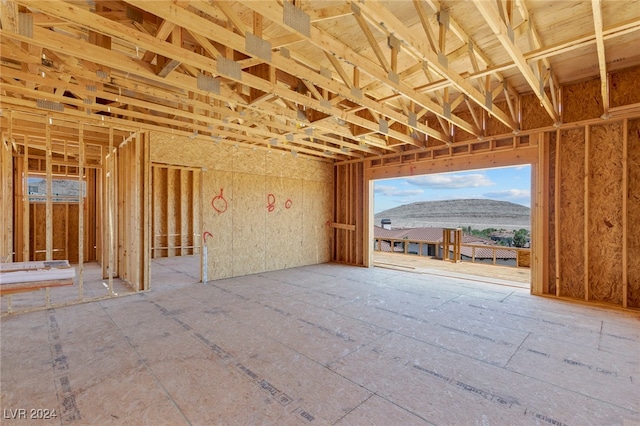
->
[622,119,629,308]
[554,128,561,297]
[584,125,590,301]
[78,124,85,300]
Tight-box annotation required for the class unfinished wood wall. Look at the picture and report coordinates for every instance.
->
[0,137,13,261]
[115,133,151,291]
[149,131,333,281]
[333,66,640,310]
[545,119,637,307]
[333,162,365,265]
[628,119,640,308]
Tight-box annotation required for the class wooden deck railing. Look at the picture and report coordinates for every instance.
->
[374,238,531,268]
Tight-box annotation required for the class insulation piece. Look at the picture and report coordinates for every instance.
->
[217,56,242,81]
[245,32,272,62]
[286,133,294,142]
[18,13,33,38]
[280,47,290,58]
[283,1,310,38]
[36,99,64,112]
[197,73,220,94]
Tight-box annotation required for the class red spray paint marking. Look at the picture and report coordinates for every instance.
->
[267,194,276,212]
[211,188,228,213]
[285,199,293,209]
[203,231,214,243]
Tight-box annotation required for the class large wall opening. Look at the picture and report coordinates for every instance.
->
[371,166,532,286]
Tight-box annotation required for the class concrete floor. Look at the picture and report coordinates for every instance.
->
[1,258,639,425]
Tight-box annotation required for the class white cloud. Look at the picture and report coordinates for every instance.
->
[483,189,530,199]
[375,185,424,197]
[405,174,494,189]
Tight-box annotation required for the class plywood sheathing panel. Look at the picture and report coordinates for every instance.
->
[302,180,332,266]
[559,128,585,299]
[610,66,640,108]
[521,93,554,130]
[452,109,476,143]
[167,168,180,257]
[203,170,233,281]
[149,131,333,280]
[486,100,511,137]
[627,119,640,307]
[233,146,266,175]
[232,173,266,276]
[562,78,603,123]
[547,132,557,295]
[152,166,165,257]
[588,123,624,304]
[67,204,80,263]
[264,176,304,271]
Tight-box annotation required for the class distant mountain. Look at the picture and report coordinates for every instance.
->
[374,199,530,231]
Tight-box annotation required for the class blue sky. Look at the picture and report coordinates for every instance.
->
[374,165,531,213]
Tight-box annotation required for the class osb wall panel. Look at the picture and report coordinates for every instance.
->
[203,170,233,280]
[167,168,180,257]
[627,119,640,308]
[153,167,168,257]
[547,132,557,295]
[558,128,585,299]
[52,205,67,261]
[486,100,512,137]
[562,78,603,123]
[232,173,266,276]
[588,123,624,304]
[610,66,640,108]
[264,176,304,271]
[452,109,476,143]
[67,204,79,263]
[233,145,266,175]
[302,180,332,266]
[150,131,333,280]
[521,92,554,130]
[29,204,81,262]
[179,170,189,251]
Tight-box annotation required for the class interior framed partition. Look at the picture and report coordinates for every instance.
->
[0,110,151,303]
[151,163,202,259]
